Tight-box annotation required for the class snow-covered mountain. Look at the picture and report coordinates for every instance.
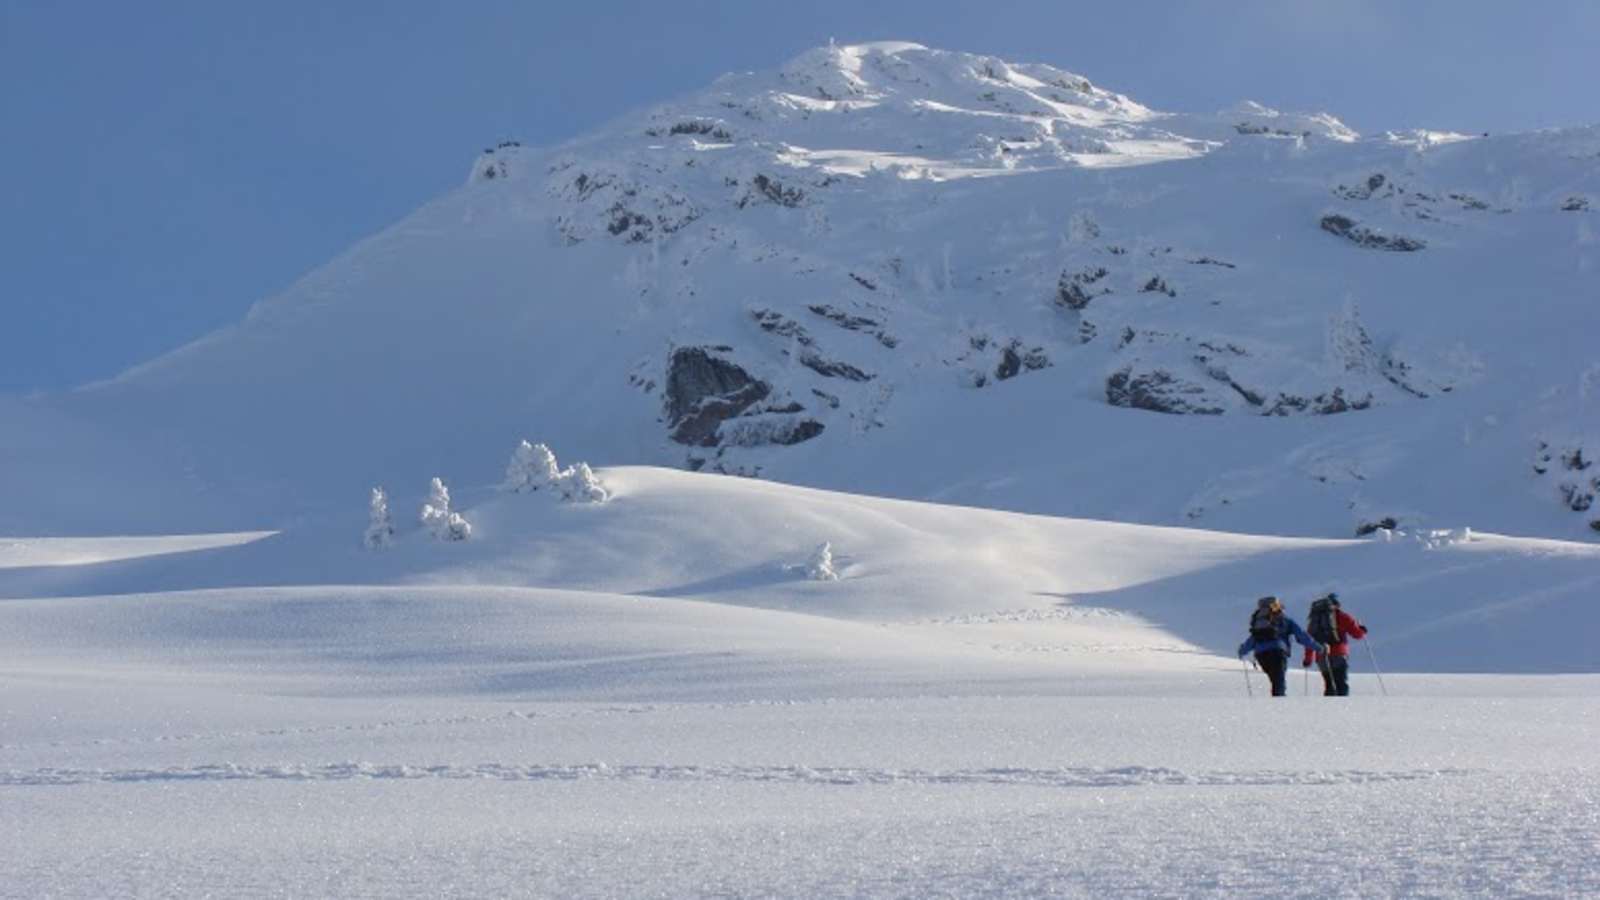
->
[7,41,1599,537]
[6,43,1600,893]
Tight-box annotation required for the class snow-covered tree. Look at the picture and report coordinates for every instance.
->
[501,440,562,493]
[804,542,840,581]
[500,441,610,504]
[1325,298,1377,374]
[420,477,472,541]
[363,487,393,549]
[560,462,610,503]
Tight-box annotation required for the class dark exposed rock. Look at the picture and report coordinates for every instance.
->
[741,173,806,208]
[800,353,874,381]
[751,308,815,346]
[1561,196,1591,212]
[1140,276,1176,297]
[993,340,1052,380]
[1356,517,1400,537]
[811,388,841,409]
[1333,173,1393,201]
[1381,356,1431,398]
[1449,192,1489,211]
[1188,256,1237,268]
[1236,122,1310,138]
[646,120,734,141]
[783,420,825,444]
[1264,388,1373,416]
[1320,214,1426,252]
[807,304,899,348]
[1561,482,1595,513]
[665,347,772,446]
[1106,367,1224,415]
[1563,447,1592,471]
[1056,266,1110,311]
[996,346,1021,381]
[1534,441,1553,475]
[555,168,700,245]
[718,415,825,448]
[1230,382,1266,407]
[1590,519,1600,533]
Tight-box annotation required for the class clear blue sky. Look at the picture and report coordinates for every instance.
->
[3,1,1596,392]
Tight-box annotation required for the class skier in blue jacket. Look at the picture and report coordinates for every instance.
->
[1238,596,1324,697]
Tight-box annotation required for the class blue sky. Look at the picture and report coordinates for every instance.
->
[3,1,1597,392]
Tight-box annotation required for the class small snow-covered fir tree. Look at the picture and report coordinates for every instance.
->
[500,441,610,504]
[363,487,393,549]
[501,440,561,493]
[804,542,840,581]
[560,462,610,503]
[420,477,472,541]
[1325,299,1377,374]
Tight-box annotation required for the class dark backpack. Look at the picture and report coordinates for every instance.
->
[1307,597,1340,645]
[1249,607,1279,643]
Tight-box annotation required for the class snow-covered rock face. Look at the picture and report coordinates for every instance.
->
[11,42,1600,541]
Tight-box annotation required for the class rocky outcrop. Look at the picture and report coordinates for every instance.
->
[718,415,825,447]
[1106,366,1224,415]
[551,164,701,244]
[750,308,875,382]
[1140,276,1176,297]
[1333,173,1394,201]
[801,353,873,381]
[807,304,898,348]
[1264,388,1372,416]
[664,347,772,446]
[1562,196,1591,212]
[1319,214,1426,251]
[645,119,734,141]
[1056,266,1110,310]
[752,308,815,346]
[739,173,806,208]
[1531,441,1600,536]
[995,342,1050,381]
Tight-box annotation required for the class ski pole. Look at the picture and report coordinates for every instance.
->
[1364,640,1389,696]
[1241,657,1254,698]
[1303,663,1309,696]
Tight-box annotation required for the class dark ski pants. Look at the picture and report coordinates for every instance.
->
[1255,649,1288,696]
[1318,655,1351,696]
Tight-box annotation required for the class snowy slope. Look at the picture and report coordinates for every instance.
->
[4,41,1597,542]
[5,467,1597,673]
[4,469,1600,896]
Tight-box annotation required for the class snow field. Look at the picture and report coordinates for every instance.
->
[2,467,1598,895]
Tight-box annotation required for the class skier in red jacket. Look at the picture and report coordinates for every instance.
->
[1302,594,1368,696]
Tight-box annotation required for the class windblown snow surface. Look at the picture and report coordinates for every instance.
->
[3,41,1600,897]
[4,469,1600,897]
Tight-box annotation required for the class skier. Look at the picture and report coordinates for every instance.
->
[1238,596,1323,697]
[1302,592,1369,696]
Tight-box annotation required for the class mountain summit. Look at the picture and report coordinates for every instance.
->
[9,42,1599,538]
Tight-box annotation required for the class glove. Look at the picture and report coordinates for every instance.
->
[1302,654,1313,668]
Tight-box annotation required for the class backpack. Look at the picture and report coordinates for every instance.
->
[1308,596,1340,645]
[1249,607,1279,643]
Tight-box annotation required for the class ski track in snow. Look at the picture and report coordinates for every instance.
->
[0,761,1475,789]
